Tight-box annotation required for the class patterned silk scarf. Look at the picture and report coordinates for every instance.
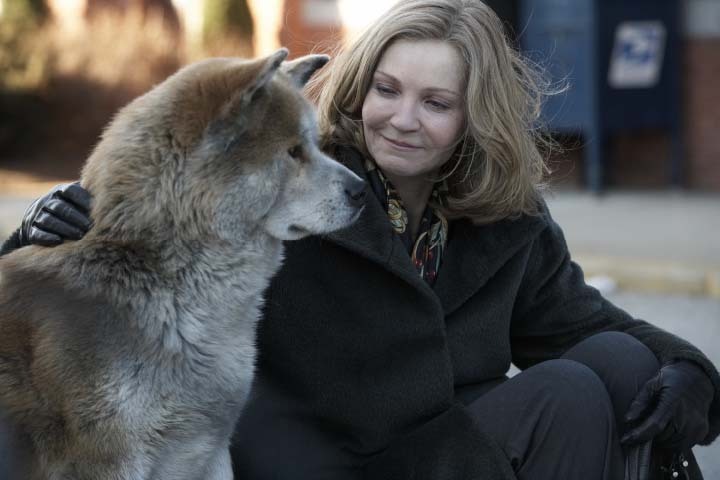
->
[365,159,449,285]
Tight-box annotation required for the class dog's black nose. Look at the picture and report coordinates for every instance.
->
[345,177,367,208]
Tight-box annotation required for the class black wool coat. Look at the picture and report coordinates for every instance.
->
[235,147,720,479]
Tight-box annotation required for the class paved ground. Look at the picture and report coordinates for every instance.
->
[0,196,33,239]
[546,190,720,266]
[547,190,720,298]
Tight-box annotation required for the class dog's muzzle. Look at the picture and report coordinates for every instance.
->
[345,177,367,209]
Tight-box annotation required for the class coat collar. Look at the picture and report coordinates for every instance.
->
[324,146,547,314]
[432,214,545,314]
[324,147,433,297]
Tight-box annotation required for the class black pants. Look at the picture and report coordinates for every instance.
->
[465,331,659,479]
[231,331,660,479]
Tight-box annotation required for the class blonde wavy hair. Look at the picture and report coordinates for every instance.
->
[308,0,554,224]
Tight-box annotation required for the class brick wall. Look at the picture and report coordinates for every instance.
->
[548,133,674,190]
[684,38,720,190]
[607,132,672,188]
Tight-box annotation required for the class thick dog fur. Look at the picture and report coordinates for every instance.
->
[0,49,364,479]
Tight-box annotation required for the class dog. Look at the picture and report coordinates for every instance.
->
[0,48,365,479]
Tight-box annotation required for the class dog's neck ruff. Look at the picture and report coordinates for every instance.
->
[57,235,284,357]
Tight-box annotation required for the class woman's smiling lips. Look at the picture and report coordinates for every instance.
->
[381,135,422,150]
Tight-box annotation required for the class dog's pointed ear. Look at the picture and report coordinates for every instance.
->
[281,54,330,88]
[210,48,288,139]
[245,48,289,98]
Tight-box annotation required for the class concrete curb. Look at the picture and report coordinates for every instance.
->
[575,254,720,298]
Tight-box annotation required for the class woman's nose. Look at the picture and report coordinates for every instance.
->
[389,99,420,132]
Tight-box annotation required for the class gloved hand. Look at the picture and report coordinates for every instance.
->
[18,182,92,247]
[622,360,715,450]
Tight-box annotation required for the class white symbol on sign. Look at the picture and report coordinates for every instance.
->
[608,21,666,89]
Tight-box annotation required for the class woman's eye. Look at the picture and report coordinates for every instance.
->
[288,145,303,159]
[375,84,396,96]
[427,99,451,111]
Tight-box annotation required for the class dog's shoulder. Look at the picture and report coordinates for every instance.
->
[0,245,111,334]
[1,244,73,298]
[1,246,57,309]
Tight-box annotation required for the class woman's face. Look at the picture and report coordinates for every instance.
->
[361,39,466,185]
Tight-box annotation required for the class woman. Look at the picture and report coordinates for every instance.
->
[2,1,718,478]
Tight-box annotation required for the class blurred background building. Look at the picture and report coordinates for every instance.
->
[0,0,718,192]
[0,0,720,191]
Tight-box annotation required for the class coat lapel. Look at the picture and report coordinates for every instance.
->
[324,147,435,296]
[433,214,546,315]
[325,194,434,296]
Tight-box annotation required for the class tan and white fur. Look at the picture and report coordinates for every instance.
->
[0,49,365,479]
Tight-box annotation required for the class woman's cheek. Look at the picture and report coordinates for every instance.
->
[431,113,465,150]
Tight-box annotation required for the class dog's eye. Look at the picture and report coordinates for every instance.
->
[288,145,303,160]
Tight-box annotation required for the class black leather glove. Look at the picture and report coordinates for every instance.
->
[18,182,92,247]
[622,360,714,450]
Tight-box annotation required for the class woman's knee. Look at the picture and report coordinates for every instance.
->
[563,331,659,385]
[468,359,622,477]
[507,360,623,479]
[562,332,661,428]
[529,359,615,430]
